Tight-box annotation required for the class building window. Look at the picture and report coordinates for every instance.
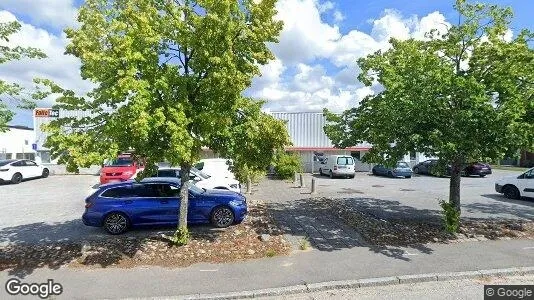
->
[0,152,12,160]
[40,151,51,163]
[25,140,29,145]
[16,153,35,160]
[351,151,361,160]
[410,151,416,161]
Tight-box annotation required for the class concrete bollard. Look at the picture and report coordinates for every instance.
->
[311,177,316,194]
[246,177,252,194]
[294,172,298,185]
[300,173,305,188]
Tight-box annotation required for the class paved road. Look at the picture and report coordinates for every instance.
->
[1,239,533,299]
[251,171,534,250]
[275,170,534,220]
[258,275,534,300]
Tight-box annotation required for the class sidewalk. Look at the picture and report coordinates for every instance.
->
[1,239,533,299]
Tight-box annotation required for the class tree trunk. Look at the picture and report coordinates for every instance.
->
[178,163,192,230]
[449,161,462,213]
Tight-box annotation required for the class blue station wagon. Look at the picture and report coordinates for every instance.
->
[83,178,247,234]
[372,162,413,178]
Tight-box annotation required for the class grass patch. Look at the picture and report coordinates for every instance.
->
[265,249,277,257]
[491,165,529,172]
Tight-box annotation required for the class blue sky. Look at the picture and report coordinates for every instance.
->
[0,0,532,128]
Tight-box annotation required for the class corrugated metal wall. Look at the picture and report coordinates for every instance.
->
[270,112,333,148]
[269,112,372,149]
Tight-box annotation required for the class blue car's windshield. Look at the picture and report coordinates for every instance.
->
[189,184,205,194]
[397,162,410,168]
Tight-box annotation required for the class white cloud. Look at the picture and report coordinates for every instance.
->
[0,0,78,30]
[0,10,93,107]
[333,10,345,23]
[271,0,340,64]
[370,9,414,42]
[317,1,334,13]
[250,3,451,113]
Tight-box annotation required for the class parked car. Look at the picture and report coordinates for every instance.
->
[413,160,492,177]
[0,159,50,184]
[82,177,247,234]
[495,167,534,199]
[372,162,413,178]
[318,155,355,178]
[156,167,241,193]
[99,154,144,184]
[463,162,492,177]
[412,159,446,176]
[195,158,235,179]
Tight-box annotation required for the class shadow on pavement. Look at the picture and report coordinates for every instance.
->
[465,194,534,220]
[268,196,441,261]
[0,220,225,278]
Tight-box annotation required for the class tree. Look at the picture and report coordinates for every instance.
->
[324,0,533,217]
[0,21,46,131]
[38,0,282,243]
[212,97,292,184]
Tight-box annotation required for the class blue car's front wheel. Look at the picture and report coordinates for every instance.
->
[104,212,130,234]
[211,206,235,228]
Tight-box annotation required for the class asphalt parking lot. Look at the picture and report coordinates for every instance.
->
[1,169,532,247]
[308,169,534,220]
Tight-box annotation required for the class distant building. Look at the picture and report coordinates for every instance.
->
[32,109,433,172]
[270,112,432,172]
[0,125,37,161]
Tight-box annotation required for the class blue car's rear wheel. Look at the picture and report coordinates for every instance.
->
[104,212,130,234]
[211,206,235,228]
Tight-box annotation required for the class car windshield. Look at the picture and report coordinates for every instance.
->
[0,159,15,166]
[397,162,410,168]
[105,157,133,167]
[337,157,354,165]
[192,167,211,179]
[189,184,205,194]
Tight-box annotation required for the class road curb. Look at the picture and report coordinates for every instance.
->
[163,266,534,300]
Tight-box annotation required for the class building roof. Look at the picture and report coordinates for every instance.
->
[269,112,371,150]
[7,125,34,131]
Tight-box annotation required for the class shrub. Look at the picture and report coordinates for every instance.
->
[274,152,302,180]
[439,199,460,233]
[299,237,311,250]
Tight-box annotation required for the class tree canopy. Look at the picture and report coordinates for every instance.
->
[38,0,283,243]
[0,21,46,131]
[324,0,534,213]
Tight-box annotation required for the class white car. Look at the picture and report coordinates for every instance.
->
[195,158,236,179]
[318,155,356,178]
[495,167,534,199]
[0,159,50,184]
[156,167,241,193]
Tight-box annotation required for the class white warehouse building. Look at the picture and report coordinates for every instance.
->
[0,125,38,161]
[28,109,432,173]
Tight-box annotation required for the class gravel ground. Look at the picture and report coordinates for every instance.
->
[0,202,290,275]
[258,275,534,300]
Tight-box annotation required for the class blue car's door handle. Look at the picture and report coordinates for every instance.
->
[124,200,133,204]
[160,200,169,204]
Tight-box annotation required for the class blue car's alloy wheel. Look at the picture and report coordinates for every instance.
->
[104,213,129,234]
[211,206,234,228]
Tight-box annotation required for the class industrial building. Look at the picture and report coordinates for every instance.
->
[0,125,37,161]
[28,108,435,172]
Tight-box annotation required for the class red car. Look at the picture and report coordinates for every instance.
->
[99,154,144,184]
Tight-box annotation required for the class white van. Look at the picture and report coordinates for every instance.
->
[318,155,356,178]
[195,158,236,179]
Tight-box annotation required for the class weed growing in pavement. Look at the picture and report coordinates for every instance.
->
[439,199,460,233]
[299,237,311,250]
[266,249,277,257]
